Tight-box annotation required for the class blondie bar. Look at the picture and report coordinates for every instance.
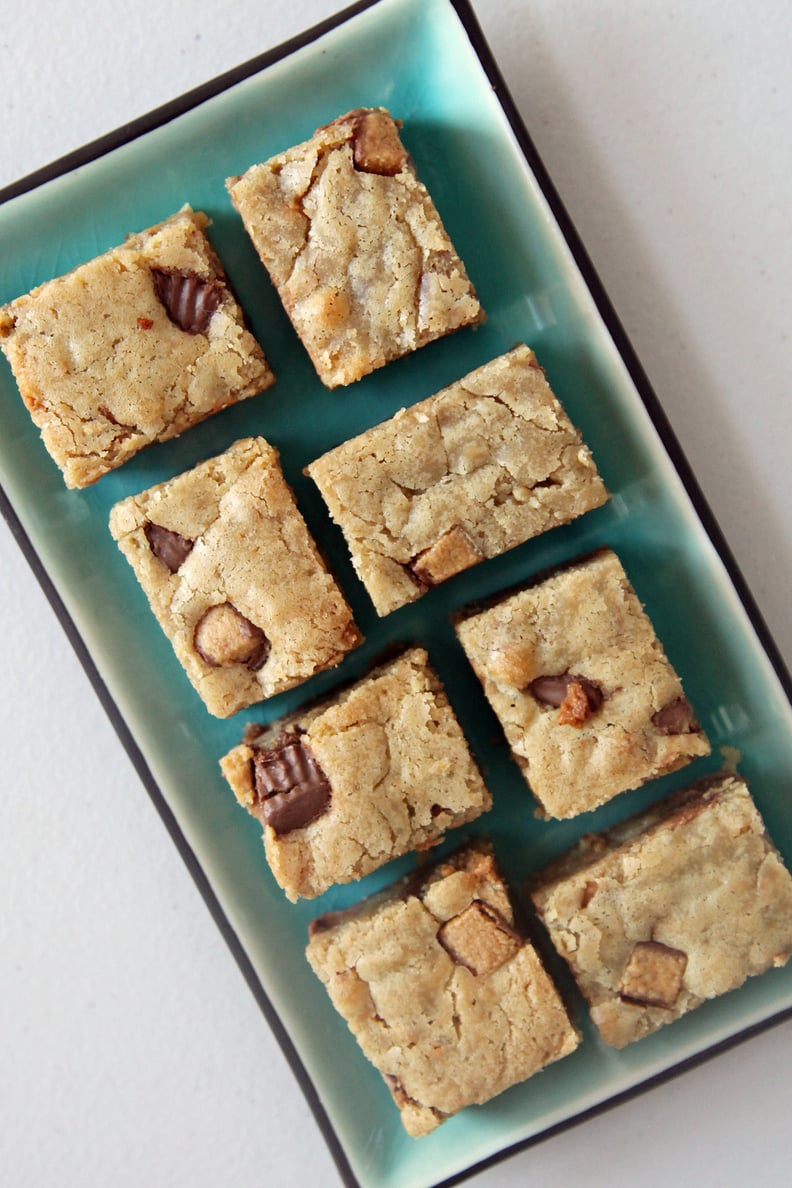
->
[226,107,482,387]
[530,774,792,1048]
[455,549,710,817]
[222,651,489,898]
[220,648,491,900]
[306,345,608,615]
[109,437,361,717]
[0,208,273,488]
[307,840,579,1136]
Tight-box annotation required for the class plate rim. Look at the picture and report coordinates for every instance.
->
[2,1,792,1186]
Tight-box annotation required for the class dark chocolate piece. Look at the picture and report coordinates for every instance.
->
[652,696,701,735]
[151,267,223,334]
[253,732,331,835]
[143,521,194,572]
[530,672,604,712]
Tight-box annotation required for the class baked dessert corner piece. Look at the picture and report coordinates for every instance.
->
[306,345,609,616]
[307,839,579,1136]
[455,548,710,818]
[226,107,483,388]
[220,647,492,900]
[109,437,361,718]
[0,207,274,488]
[530,773,792,1048]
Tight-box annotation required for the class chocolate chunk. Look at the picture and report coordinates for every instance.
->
[620,940,687,1009]
[352,111,408,176]
[530,672,604,713]
[437,900,521,977]
[144,521,194,572]
[652,696,701,735]
[151,267,223,334]
[193,603,270,669]
[253,732,331,835]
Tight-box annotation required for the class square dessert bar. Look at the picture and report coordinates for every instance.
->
[455,549,710,818]
[307,839,579,1136]
[226,107,483,388]
[109,437,361,718]
[220,647,491,900]
[0,208,274,488]
[530,773,792,1048]
[306,345,609,616]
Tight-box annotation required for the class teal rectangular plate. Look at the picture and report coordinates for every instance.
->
[2,2,792,1186]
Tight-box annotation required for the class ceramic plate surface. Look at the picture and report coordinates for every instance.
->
[2,2,791,1186]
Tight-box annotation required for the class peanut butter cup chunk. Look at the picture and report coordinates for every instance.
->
[150,266,223,334]
[193,603,270,670]
[620,941,687,1009]
[351,109,408,175]
[143,522,194,573]
[437,900,521,976]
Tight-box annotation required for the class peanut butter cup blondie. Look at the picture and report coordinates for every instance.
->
[455,549,709,817]
[530,774,792,1048]
[307,840,579,1136]
[226,107,483,387]
[220,648,491,900]
[306,345,608,615]
[109,437,360,717]
[0,208,274,488]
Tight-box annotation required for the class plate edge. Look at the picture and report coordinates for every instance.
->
[0,480,361,1188]
[1,1,791,1186]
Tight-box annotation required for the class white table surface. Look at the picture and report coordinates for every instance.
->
[2,2,791,1185]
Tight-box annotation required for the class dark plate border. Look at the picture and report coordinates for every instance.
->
[2,2,791,1186]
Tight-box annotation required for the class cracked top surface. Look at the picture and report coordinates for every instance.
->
[0,208,274,488]
[220,648,491,901]
[306,840,578,1136]
[226,107,483,388]
[306,345,609,615]
[109,437,361,718]
[455,549,710,818]
[530,774,792,1048]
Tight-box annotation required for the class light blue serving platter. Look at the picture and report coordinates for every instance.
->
[2,1,792,1186]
